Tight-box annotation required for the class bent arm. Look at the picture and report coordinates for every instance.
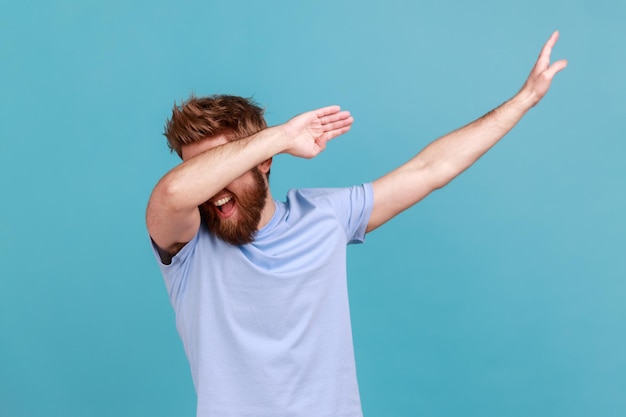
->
[146,106,353,256]
[146,127,285,255]
[367,31,567,232]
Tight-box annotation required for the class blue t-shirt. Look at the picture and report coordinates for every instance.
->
[151,184,374,417]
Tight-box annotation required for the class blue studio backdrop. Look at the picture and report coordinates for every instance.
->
[1,1,625,416]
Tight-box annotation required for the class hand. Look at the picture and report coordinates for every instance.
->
[281,106,354,158]
[519,31,568,107]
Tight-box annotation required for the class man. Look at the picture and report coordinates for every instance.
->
[147,32,567,417]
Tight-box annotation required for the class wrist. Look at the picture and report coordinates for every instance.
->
[257,124,292,156]
[269,122,298,155]
[512,87,539,112]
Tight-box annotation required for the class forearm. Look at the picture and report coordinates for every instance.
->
[368,32,566,233]
[411,92,533,188]
[147,105,352,250]
[155,126,287,211]
[368,92,533,232]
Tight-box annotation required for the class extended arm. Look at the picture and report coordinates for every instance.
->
[146,106,353,255]
[367,31,568,232]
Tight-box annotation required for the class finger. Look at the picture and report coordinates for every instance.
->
[320,110,351,125]
[544,59,568,78]
[539,31,559,58]
[323,116,354,132]
[324,124,352,141]
[547,30,560,47]
[531,31,560,74]
[314,105,342,118]
[534,31,558,70]
[539,30,559,54]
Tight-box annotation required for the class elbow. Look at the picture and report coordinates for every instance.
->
[153,175,189,213]
[425,160,460,190]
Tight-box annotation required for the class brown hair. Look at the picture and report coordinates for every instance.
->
[164,94,267,158]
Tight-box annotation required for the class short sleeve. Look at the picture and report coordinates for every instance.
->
[149,228,201,303]
[341,183,374,244]
[296,183,374,245]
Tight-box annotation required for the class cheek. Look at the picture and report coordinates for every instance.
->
[199,202,216,220]
[230,173,259,192]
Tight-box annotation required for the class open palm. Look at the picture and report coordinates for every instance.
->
[521,31,568,106]
[282,106,354,159]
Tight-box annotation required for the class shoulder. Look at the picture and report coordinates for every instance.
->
[150,222,216,268]
[283,184,374,241]
[286,183,372,207]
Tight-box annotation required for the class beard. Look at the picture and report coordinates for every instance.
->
[199,168,268,246]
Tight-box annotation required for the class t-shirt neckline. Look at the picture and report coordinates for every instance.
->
[255,200,285,239]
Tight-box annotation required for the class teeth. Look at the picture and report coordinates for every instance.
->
[213,196,233,207]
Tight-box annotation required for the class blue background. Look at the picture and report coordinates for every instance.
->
[1,1,625,416]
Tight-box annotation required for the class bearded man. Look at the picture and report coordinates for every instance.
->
[146,32,567,417]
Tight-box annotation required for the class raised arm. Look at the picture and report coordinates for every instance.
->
[367,31,568,232]
[146,106,353,256]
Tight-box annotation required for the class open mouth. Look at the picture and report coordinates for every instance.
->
[213,195,236,217]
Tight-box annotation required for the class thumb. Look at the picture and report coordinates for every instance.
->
[545,59,568,79]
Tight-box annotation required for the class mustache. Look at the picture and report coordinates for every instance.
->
[199,169,268,245]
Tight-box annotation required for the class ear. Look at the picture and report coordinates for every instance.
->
[258,157,272,175]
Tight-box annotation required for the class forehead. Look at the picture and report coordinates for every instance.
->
[181,134,229,161]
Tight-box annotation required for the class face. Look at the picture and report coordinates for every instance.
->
[199,167,267,245]
[182,136,270,245]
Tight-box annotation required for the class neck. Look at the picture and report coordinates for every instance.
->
[257,189,275,230]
